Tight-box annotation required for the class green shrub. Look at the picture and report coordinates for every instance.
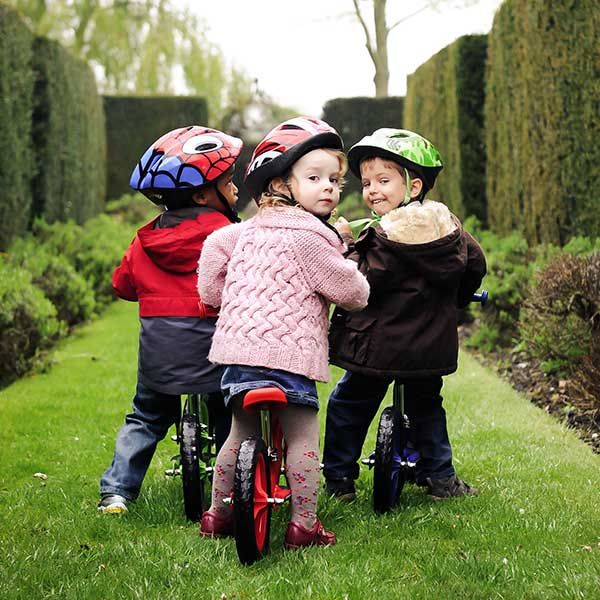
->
[29,216,135,307]
[0,5,34,250]
[0,258,64,386]
[105,193,161,226]
[76,214,135,307]
[9,237,96,326]
[463,216,552,348]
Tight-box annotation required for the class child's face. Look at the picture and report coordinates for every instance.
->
[288,149,341,217]
[360,158,413,216]
[197,168,238,211]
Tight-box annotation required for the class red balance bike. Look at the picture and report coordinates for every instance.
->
[224,387,291,565]
[362,290,489,514]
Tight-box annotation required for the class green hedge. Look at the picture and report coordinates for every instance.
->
[104,96,209,200]
[0,5,34,250]
[485,0,600,244]
[322,96,404,196]
[31,37,106,225]
[404,35,487,222]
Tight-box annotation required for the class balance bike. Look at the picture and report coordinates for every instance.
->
[363,290,489,514]
[229,387,291,565]
[166,394,217,521]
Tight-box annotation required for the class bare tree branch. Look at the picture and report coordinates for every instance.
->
[388,4,431,32]
[351,0,376,62]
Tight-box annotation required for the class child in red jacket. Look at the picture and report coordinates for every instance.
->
[98,126,243,513]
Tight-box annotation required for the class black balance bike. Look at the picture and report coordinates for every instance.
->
[166,394,217,521]
[362,290,488,514]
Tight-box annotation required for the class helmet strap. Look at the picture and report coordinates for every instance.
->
[402,168,412,206]
[216,188,240,223]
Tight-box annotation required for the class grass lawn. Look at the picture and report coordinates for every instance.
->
[1,301,599,599]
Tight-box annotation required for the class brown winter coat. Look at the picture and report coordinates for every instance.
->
[329,218,486,379]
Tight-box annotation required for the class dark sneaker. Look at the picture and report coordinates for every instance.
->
[199,510,234,538]
[97,494,129,514]
[324,478,356,502]
[425,475,479,500]
[284,519,337,550]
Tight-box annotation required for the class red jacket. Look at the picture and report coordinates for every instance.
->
[113,209,231,318]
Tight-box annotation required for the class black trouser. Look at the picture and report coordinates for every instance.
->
[323,371,455,485]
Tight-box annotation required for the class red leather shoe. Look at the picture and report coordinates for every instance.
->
[199,511,234,538]
[284,519,337,550]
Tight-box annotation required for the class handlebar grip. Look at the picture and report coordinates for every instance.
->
[471,290,488,306]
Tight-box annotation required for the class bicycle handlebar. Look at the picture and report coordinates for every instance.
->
[471,290,488,307]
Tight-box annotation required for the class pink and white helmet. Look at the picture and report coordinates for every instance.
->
[244,117,343,200]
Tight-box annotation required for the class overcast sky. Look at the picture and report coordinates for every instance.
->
[182,0,504,116]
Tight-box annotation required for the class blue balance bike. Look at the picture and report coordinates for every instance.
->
[362,290,488,514]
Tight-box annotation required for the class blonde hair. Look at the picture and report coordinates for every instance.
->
[258,148,348,209]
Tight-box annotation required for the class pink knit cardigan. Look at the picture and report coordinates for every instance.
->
[198,207,370,382]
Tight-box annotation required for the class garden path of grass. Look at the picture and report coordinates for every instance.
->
[1,301,599,600]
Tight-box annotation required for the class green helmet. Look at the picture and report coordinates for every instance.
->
[348,128,443,195]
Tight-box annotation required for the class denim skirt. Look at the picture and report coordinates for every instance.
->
[221,365,319,410]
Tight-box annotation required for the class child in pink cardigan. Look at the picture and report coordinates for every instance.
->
[198,117,369,549]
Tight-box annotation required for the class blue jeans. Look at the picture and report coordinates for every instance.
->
[100,381,230,501]
[221,365,319,410]
[323,371,455,484]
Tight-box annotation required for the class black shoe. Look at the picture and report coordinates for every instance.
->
[425,475,479,500]
[324,478,356,502]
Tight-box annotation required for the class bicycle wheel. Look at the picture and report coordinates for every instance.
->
[234,436,272,565]
[373,407,405,514]
[180,396,204,521]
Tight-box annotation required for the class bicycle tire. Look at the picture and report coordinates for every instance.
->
[373,407,405,514]
[234,436,272,565]
[180,411,204,521]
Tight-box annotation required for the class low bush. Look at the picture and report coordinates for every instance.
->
[0,258,64,386]
[9,237,96,326]
[105,193,160,226]
[519,252,599,404]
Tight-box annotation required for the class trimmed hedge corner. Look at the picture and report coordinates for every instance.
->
[404,35,488,222]
[104,96,209,200]
[322,97,404,196]
[31,37,106,226]
[0,5,35,250]
[485,0,600,244]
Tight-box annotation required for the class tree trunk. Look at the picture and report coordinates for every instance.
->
[373,0,389,97]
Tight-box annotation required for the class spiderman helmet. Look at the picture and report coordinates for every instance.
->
[348,128,443,204]
[244,117,343,200]
[130,126,243,209]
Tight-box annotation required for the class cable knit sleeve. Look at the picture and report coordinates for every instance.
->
[197,224,239,308]
[294,231,370,312]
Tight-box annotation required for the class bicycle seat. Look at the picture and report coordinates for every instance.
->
[242,387,288,411]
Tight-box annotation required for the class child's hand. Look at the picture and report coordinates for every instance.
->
[334,216,351,237]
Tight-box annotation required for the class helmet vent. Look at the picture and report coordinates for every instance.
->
[194,142,218,152]
[280,124,303,130]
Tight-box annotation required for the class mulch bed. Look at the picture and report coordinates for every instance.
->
[459,323,599,454]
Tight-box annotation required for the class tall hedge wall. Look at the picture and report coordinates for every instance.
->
[31,38,106,226]
[104,96,209,200]
[322,96,404,195]
[485,0,600,244]
[0,5,34,250]
[404,35,487,222]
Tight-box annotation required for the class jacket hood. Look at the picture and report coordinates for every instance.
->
[356,215,468,288]
[138,209,223,273]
